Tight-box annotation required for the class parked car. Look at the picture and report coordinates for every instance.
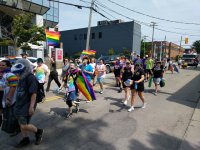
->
[97,55,119,73]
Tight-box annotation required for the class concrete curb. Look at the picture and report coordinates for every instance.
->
[178,96,200,150]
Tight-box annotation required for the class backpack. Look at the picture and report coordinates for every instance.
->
[26,74,44,103]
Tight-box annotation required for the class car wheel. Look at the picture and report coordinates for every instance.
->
[106,65,111,74]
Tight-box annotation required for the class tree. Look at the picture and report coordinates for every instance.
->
[192,40,200,53]
[140,40,151,58]
[108,48,115,55]
[1,13,45,53]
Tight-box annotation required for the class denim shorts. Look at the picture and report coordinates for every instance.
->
[67,91,77,101]
[97,77,104,83]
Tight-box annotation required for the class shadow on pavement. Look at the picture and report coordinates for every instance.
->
[129,130,200,150]
[166,74,200,108]
[0,109,115,150]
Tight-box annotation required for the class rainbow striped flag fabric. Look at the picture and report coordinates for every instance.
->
[82,50,96,55]
[76,72,96,101]
[45,30,60,47]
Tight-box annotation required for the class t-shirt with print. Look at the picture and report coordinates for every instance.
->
[79,64,93,82]
[14,74,38,117]
[35,64,49,83]
[67,76,75,92]
[96,64,106,78]
[132,68,145,82]
[2,72,18,108]
[146,59,154,70]
[152,65,164,78]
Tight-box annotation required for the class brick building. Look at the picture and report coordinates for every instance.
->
[147,41,185,59]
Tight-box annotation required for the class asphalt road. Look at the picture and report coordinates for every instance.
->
[0,66,200,150]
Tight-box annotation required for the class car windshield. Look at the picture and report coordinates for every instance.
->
[28,58,37,63]
[182,55,196,59]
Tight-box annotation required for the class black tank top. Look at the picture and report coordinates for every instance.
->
[122,67,133,81]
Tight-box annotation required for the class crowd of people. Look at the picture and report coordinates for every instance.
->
[0,52,180,148]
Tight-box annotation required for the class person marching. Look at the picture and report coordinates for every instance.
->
[121,61,134,105]
[96,59,106,94]
[145,56,154,81]
[35,58,50,101]
[114,57,123,93]
[152,61,164,95]
[65,63,80,119]
[90,58,96,86]
[128,64,146,112]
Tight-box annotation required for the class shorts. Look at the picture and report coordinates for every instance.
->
[66,100,76,107]
[16,116,31,125]
[131,82,144,92]
[97,77,104,83]
[146,69,152,75]
[0,91,4,109]
[66,91,77,101]
[114,73,121,78]
[153,78,161,85]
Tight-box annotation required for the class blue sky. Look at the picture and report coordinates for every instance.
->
[58,0,200,48]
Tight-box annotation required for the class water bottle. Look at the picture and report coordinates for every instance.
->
[134,83,138,90]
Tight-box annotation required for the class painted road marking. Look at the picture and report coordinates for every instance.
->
[44,82,115,103]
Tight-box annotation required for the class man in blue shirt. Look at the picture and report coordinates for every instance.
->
[79,57,93,82]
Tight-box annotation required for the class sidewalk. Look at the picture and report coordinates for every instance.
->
[179,96,200,150]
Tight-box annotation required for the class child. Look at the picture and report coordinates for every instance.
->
[65,63,79,119]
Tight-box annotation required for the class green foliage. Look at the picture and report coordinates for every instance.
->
[12,13,45,50]
[108,48,115,55]
[192,40,200,53]
[140,40,151,58]
[0,39,14,46]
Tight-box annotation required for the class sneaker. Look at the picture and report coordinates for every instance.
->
[74,99,80,104]
[123,100,128,106]
[35,129,44,145]
[86,100,91,103]
[99,91,103,94]
[128,107,134,112]
[118,89,122,93]
[141,103,147,109]
[65,113,73,119]
[15,137,30,148]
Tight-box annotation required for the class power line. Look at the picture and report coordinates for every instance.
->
[107,0,200,26]
[95,1,200,37]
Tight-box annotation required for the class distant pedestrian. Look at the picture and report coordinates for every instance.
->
[152,61,164,95]
[96,59,106,94]
[133,55,143,66]
[35,58,50,101]
[145,56,154,81]
[79,57,93,83]
[46,55,61,92]
[114,57,123,92]
[11,59,43,148]
[128,64,146,112]
[121,61,134,105]
[60,58,70,81]
[167,59,174,74]
[177,58,182,69]
[90,58,96,86]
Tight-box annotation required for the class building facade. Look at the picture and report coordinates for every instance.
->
[0,0,59,56]
[147,41,185,59]
[60,20,141,57]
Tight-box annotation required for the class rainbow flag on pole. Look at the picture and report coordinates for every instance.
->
[45,30,60,47]
[76,72,96,101]
[82,50,96,55]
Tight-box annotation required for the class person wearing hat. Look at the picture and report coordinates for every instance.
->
[11,59,43,147]
[152,61,164,95]
[20,52,36,69]
[35,58,50,101]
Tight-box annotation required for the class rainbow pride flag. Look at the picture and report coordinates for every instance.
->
[45,30,60,47]
[76,72,96,101]
[82,50,96,55]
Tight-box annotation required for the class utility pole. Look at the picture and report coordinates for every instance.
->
[160,41,162,61]
[86,0,95,50]
[179,36,182,55]
[151,22,157,58]
[143,35,148,57]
